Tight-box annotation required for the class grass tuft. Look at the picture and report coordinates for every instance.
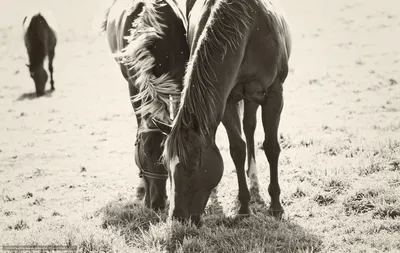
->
[291,188,307,198]
[358,161,385,176]
[313,193,335,206]
[13,219,29,230]
[37,215,44,222]
[30,197,45,206]
[343,191,376,215]
[102,200,167,232]
[373,205,400,219]
[23,192,33,199]
[4,210,14,216]
[323,178,349,194]
[79,234,114,253]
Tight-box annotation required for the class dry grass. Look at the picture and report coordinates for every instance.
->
[1,0,399,252]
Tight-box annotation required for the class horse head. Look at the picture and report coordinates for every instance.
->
[26,64,47,96]
[153,115,224,226]
[135,118,170,210]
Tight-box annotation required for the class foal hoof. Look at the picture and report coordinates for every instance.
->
[267,207,284,219]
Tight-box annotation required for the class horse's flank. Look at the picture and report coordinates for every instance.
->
[164,0,255,163]
[23,10,58,70]
[103,0,182,125]
[23,9,59,39]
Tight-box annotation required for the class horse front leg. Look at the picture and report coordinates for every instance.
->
[262,83,284,218]
[128,81,145,200]
[222,99,250,215]
[48,49,55,90]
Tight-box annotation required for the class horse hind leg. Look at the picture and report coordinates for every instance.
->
[261,73,286,219]
[222,99,250,216]
[48,49,55,90]
[243,99,259,189]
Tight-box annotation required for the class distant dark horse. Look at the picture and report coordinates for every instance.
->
[23,11,57,96]
[100,0,189,210]
[154,0,291,224]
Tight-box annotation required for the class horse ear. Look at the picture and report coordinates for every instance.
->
[152,118,172,135]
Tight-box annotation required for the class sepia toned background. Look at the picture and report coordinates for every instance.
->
[0,0,399,252]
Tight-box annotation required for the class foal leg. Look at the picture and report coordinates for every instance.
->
[222,99,250,215]
[48,49,55,90]
[262,79,285,218]
[243,99,260,189]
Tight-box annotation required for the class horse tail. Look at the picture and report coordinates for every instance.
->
[115,1,182,123]
[97,0,117,33]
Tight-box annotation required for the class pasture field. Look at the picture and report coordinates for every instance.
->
[0,0,399,252]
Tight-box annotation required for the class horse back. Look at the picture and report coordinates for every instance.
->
[149,1,189,80]
[239,0,291,82]
[23,12,57,66]
[106,0,189,82]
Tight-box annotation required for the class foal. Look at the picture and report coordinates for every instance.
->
[23,11,57,96]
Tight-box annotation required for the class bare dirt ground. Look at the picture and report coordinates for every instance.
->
[1,0,399,252]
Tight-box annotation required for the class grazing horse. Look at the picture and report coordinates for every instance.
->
[154,0,291,224]
[23,11,57,96]
[100,0,189,210]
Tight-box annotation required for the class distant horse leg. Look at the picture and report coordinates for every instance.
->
[48,49,55,90]
[262,79,285,218]
[128,81,145,200]
[222,99,250,215]
[243,99,259,189]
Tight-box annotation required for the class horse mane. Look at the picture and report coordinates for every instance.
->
[164,0,254,164]
[113,0,181,125]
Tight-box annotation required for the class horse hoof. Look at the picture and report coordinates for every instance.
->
[135,187,145,200]
[267,207,284,219]
[238,205,251,216]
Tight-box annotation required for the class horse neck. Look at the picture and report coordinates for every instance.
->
[180,0,255,137]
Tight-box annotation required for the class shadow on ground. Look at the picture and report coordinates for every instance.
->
[99,188,323,252]
[16,89,55,101]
